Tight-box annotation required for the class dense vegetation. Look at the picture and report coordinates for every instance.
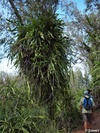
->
[0,72,82,133]
[0,0,100,132]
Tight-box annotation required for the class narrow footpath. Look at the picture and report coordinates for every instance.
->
[73,112,100,133]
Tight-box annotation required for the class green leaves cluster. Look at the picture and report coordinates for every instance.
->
[9,13,70,105]
[0,73,81,133]
[0,74,54,133]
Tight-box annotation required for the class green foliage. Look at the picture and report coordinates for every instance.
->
[0,73,82,133]
[0,74,55,133]
[0,0,96,132]
[69,69,91,91]
[91,50,100,86]
[64,1,100,105]
[8,11,71,121]
[82,13,100,85]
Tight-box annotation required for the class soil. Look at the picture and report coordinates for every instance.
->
[72,112,100,133]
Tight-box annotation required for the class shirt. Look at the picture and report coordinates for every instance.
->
[79,97,95,113]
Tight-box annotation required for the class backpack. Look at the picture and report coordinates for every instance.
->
[83,97,92,110]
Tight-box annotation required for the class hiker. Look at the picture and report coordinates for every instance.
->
[87,89,96,125]
[79,90,95,133]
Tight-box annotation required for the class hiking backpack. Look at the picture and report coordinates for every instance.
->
[83,97,93,110]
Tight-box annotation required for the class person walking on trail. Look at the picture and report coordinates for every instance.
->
[79,90,95,133]
[87,89,96,125]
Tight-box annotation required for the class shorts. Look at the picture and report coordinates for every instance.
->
[82,113,92,123]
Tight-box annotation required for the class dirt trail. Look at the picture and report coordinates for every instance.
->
[73,112,100,133]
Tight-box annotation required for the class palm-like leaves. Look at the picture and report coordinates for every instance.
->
[10,14,70,104]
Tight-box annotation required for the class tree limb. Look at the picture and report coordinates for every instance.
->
[8,0,23,25]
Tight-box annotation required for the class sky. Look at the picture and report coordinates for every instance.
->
[0,58,17,74]
[0,0,86,74]
[74,0,85,10]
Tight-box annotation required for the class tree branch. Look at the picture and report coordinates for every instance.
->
[80,41,91,53]
[8,0,23,25]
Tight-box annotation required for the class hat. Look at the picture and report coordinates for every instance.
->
[84,90,89,98]
[87,89,92,94]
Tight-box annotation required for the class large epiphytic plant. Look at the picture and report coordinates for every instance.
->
[0,0,71,120]
[9,12,70,119]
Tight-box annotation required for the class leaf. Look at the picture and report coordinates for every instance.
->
[22,127,30,133]
[40,32,44,39]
